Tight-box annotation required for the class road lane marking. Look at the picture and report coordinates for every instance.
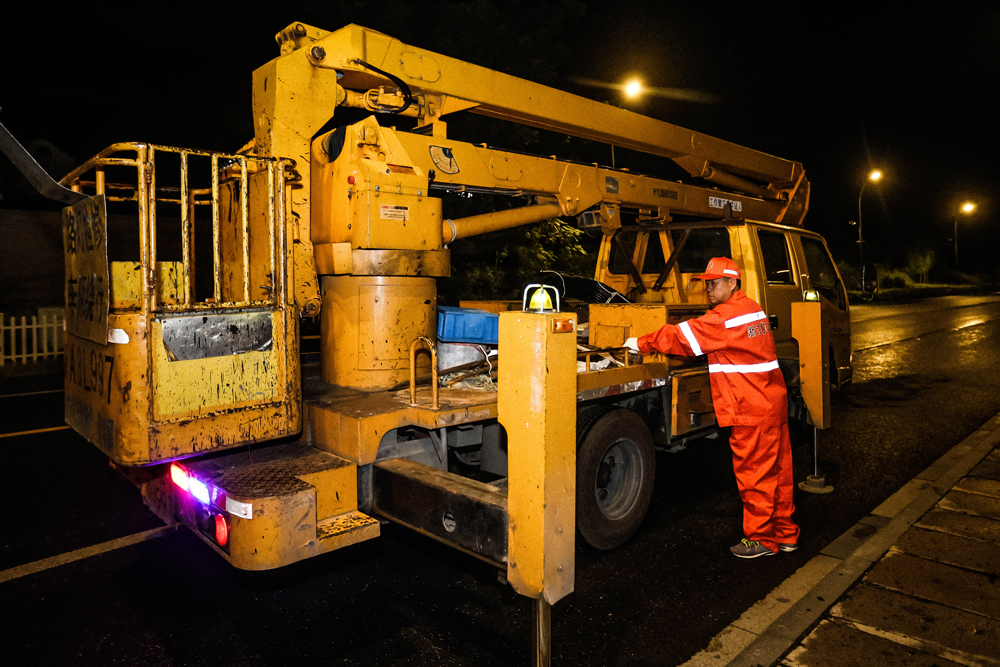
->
[0,389,64,398]
[0,526,176,584]
[0,425,71,439]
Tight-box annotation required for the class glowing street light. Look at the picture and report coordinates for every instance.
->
[609,78,645,168]
[954,201,976,271]
[857,169,883,262]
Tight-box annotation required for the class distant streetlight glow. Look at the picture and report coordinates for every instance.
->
[857,168,884,262]
[624,78,643,99]
[955,201,977,270]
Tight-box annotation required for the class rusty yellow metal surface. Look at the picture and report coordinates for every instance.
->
[62,195,109,345]
[498,311,576,604]
[319,274,436,391]
[792,301,830,428]
[252,32,346,317]
[285,23,804,204]
[155,407,299,463]
[65,322,301,466]
[110,261,186,309]
[297,462,358,520]
[311,117,445,251]
[315,511,381,550]
[226,491,299,570]
[671,369,716,436]
[149,318,280,418]
[61,143,302,466]
[225,491,379,571]
[225,494,380,571]
[109,262,144,309]
[173,445,380,570]
[249,22,813,399]
[64,314,150,464]
[313,241,353,275]
[308,386,498,465]
[575,361,672,394]
[589,303,706,352]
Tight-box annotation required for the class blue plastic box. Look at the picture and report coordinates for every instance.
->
[437,306,499,345]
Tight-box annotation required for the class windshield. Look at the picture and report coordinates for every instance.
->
[608,227,731,276]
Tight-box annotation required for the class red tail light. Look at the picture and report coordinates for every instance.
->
[170,463,190,491]
[214,513,230,546]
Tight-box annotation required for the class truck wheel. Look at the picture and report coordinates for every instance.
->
[576,407,655,550]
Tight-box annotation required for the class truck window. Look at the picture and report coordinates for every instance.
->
[609,228,730,276]
[669,228,731,272]
[609,231,638,274]
[758,230,795,285]
[642,232,666,273]
[801,237,844,308]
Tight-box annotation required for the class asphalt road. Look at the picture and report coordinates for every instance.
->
[3,294,1000,666]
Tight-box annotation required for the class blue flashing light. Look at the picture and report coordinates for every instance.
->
[189,477,211,505]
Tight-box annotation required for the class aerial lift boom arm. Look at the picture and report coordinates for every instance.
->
[253,23,810,316]
[270,23,804,197]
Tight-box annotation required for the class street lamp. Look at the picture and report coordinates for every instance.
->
[612,78,644,168]
[857,169,882,262]
[623,78,643,100]
[954,201,976,271]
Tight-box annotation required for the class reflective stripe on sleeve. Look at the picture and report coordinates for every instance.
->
[678,320,704,356]
[725,311,767,329]
[708,360,780,374]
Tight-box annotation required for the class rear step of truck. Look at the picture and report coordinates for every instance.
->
[171,441,380,570]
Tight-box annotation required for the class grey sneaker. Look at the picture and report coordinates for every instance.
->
[730,539,776,559]
[778,543,798,552]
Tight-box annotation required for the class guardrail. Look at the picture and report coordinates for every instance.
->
[0,311,64,367]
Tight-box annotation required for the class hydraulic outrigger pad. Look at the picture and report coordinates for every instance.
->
[798,427,834,495]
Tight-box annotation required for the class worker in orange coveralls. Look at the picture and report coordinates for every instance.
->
[625,256,800,558]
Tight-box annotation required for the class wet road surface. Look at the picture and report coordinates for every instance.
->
[3,295,1000,665]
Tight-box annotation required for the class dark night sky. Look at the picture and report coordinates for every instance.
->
[3,1,998,273]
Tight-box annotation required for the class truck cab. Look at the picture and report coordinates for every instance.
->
[592,219,852,394]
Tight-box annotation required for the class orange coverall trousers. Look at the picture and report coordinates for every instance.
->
[731,423,799,551]
[636,290,799,552]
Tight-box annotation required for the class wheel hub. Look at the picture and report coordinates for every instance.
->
[595,439,642,519]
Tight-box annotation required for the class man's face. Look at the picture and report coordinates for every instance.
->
[704,277,736,306]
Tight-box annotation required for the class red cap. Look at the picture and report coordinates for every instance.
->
[692,256,741,280]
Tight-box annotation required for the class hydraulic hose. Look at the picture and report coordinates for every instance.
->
[350,59,413,114]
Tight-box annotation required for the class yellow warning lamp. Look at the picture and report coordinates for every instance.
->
[529,289,553,311]
[522,284,560,313]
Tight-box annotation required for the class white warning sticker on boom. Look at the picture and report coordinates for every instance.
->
[709,197,743,212]
[380,205,410,221]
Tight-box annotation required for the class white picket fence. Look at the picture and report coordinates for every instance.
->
[0,310,65,367]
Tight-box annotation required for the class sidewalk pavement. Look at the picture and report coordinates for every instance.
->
[682,411,1000,667]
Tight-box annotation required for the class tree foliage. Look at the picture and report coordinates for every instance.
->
[905,248,935,284]
[438,203,592,304]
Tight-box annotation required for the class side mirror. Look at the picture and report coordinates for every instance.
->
[861,263,878,301]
